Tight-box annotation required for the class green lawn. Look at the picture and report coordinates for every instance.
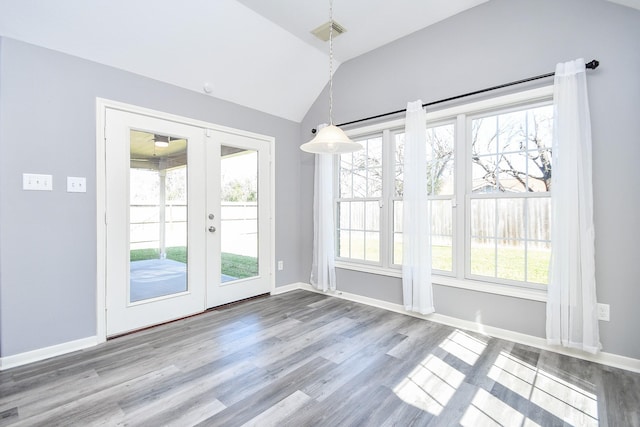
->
[130,246,258,279]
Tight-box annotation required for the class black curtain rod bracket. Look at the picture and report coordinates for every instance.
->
[311,59,599,134]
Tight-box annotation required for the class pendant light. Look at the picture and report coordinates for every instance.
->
[154,135,170,148]
[300,0,362,154]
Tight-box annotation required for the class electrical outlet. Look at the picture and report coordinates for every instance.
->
[277,260,284,271]
[597,303,610,321]
[67,176,87,193]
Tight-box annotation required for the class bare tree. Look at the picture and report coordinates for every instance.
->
[471,110,552,193]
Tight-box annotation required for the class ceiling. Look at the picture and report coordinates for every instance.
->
[0,0,638,122]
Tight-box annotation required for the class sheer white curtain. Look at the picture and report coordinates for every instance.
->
[310,124,337,292]
[546,58,600,354]
[402,100,435,314]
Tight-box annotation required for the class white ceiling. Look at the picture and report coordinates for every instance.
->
[0,0,637,122]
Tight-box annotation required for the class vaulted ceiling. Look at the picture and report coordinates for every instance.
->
[0,0,638,122]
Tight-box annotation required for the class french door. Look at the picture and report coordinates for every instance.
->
[104,107,271,336]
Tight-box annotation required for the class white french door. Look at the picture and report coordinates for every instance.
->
[104,107,271,337]
[206,130,271,308]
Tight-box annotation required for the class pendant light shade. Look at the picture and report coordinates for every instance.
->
[154,135,169,148]
[300,125,362,154]
[301,0,363,155]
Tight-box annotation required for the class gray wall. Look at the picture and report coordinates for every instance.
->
[0,37,302,357]
[301,0,640,359]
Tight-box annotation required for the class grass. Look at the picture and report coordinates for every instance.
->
[221,252,259,279]
[130,246,258,279]
[390,239,549,285]
[132,241,549,286]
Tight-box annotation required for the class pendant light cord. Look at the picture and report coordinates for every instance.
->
[328,0,334,125]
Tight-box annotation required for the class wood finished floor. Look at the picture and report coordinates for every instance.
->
[1,290,639,426]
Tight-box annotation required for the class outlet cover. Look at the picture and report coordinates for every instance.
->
[597,303,610,321]
[67,176,87,193]
[277,261,284,271]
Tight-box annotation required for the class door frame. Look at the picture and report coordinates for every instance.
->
[95,98,275,342]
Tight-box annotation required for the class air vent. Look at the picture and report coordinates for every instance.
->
[311,21,347,41]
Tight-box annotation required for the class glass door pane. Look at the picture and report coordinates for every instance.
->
[129,131,188,302]
[220,145,258,282]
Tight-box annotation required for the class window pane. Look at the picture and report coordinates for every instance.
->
[351,201,364,230]
[497,153,528,192]
[527,198,551,241]
[497,110,527,154]
[497,198,525,240]
[394,200,403,233]
[472,116,498,156]
[395,133,405,197]
[393,200,403,265]
[471,199,496,237]
[471,238,495,277]
[337,201,350,234]
[365,232,380,262]
[129,131,188,303]
[431,199,453,272]
[340,168,353,198]
[352,172,367,198]
[527,106,554,150]
[394,232,403,265]
[368,167,383,197]
[527,241,550,284]
[338,230,350,258]
[472,159,498,193]
[525,149,551,192]
[427,124,455,196]
[431,200,453,236]
[368,137,383,166]
[497,240,525,282]
[350,231,365,260]
[432,235,452,272]
[365,201,379,230]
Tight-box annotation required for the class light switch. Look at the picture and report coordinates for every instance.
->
[67,176,87,193]
[23,173,53,191]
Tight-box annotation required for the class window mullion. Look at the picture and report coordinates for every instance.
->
[380,129,393,269]
[455,114,467,281]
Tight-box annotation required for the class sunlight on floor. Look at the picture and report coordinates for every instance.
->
[438,329,488,366]
[488,351,598,426]
[393,353,465,415]
[393,329,599,426]
[393,329,485,415]
[460,388,542,427]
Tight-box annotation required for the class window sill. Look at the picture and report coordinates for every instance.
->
[334,261,547,302]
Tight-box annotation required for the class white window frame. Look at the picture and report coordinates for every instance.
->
[334,86,554,302]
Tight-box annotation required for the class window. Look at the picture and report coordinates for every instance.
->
[336,135,383,263]
[469,105,552,286]
[334,88,553,294]
[393,123,456,272]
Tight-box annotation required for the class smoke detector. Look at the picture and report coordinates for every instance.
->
[311,21,347,41]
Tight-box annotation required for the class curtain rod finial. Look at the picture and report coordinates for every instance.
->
[586,59,599,70]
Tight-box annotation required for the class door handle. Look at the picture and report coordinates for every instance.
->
[208,226,216,233]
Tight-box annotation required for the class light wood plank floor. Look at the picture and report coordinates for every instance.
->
[1,290,638,426]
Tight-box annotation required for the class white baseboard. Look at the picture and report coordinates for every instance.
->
[0,336,99,371]
[272,282,309,295]
[278,282,640,374]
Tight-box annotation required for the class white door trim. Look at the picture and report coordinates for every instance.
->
[96,98,275,342]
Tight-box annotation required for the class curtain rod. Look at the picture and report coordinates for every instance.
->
[311,59,600,134]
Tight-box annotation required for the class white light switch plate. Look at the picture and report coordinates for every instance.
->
[23,173,53,191]
[67,176,87,193]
